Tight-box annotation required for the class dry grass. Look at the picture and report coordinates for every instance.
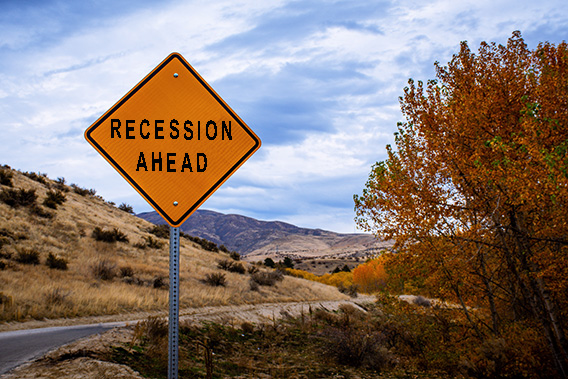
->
[0,168,347,327]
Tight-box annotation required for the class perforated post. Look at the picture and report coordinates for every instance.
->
[168,226,180,379]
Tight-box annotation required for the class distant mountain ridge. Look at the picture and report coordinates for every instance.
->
[137,210,390,260]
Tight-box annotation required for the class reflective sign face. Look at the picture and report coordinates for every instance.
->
[85,53,261,227]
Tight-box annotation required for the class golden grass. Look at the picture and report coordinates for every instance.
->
[0,169,347,326]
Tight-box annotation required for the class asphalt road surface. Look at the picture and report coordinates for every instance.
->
[0,323,121,375]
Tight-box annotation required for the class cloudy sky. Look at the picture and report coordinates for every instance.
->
[1,0,566,233]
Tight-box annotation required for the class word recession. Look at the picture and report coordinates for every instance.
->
[110,118,233,173]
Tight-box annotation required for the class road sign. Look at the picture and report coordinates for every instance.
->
[85,52,261,227]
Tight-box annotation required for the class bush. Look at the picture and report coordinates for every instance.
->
[203,272,226,287]
[43,189,66,209]
[118,203,134,214]
[250,270,283,286]
[136,236,164,249]
[263,258,275,268]
[29,204,54,218]
[0,169,13,187]
[338,283,359,298]
[0,292,13,306]
[91,227,129,243]
[147,236,164,249]
[91,258,116,280]
[152,276,168,289]
[0,188,37,208]
[70,184,96,196]
[119,266,134,277]
[187,236,219,252]
[322,319,392,371]
[249,279,259,291]
[46,252,68,270]
[229,251,241,261]
[15,249,40,265]
[133,317,168,346]
[413,295,431,307]
[282,257,294,269]
[217,259,246,274]
[149,224,170,239]
[22,171,48,185]
[52,177,69,192]
[44,287,70,305]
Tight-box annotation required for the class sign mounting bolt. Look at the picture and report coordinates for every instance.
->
[173,73,178,78]
[173,201,178,206]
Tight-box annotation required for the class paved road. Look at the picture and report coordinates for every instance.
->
[0,323,122,375]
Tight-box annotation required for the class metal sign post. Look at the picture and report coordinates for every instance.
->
[168,226,180,379]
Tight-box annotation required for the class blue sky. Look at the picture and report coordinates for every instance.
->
[1,0,567,233]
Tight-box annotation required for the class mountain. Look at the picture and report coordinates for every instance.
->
[137,210,391,261]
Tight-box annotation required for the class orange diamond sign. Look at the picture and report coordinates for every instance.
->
[85,53,261,227]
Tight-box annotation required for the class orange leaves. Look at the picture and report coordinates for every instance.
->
[352,256,389,293]
[286,268,354,289]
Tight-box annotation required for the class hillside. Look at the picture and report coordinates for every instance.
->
[138,210,392,263]
[0,166,347,327]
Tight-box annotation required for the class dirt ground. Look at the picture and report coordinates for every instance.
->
[0,296,375,379]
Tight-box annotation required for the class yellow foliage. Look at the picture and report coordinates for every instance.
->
[353,256,389,293]
[285,268,353,289]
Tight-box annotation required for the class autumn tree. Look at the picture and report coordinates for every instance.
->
[352,256,389,293]
[354,32,568,377]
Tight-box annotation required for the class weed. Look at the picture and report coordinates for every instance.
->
[203,272,226,287]
[0,188,37,208]
[92,227,129,243]
[91,258,116,280]
[0,292,13,307]
[46,252,68,270]
[44,287,71,305]
[134,316,168,344]
[15,249,40,265]
[43,189,66,209]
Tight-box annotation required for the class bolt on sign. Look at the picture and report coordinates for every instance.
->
[85,53,261,227]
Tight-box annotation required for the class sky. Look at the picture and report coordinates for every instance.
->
[1,0,567,233]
